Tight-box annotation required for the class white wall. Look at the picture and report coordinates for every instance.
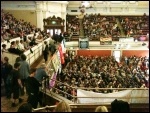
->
[67,1,149,15]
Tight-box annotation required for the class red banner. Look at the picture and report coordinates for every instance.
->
[58,44,65,64]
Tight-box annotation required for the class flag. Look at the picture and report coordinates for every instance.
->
[49,72,57,88]
[58,44,65,64]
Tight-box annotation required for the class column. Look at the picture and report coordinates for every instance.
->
[42,1,47,19]
[61,12,66,32]
[61,4,67,32]
[36,10,43,31]
[35,1,44,30]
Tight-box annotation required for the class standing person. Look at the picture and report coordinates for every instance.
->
[17,103,32,112]
[34,63,49,106]
[34,63,49,83]
[19,54,30,95]
[1,57,13,98]
[11,62,23,107]
[26,68,42,109]
[43,41,49,63]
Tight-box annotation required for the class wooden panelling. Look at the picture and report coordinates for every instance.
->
[77,50,111,56]
[122,50,149,57]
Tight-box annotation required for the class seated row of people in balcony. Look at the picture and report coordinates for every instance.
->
[1,9,40,41]
[120,13,149,36]
[82,14,120,40]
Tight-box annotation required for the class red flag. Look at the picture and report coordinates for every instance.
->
[58,44,65,64]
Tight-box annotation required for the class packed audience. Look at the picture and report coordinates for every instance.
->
[66,13,149,41]
[1,9,39,41]
[1,9,51,55]
[120,13,149,37]
[66,14,80,36]
[54,54,149,101]
[1,9,149,112]
[83,13,120,40]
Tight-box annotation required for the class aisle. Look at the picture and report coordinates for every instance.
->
[1,53,53,112]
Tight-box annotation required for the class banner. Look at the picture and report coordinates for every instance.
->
[100,36,112,45]
[51,53,60,72]
[49,72,57,88]
[77,89,149,104]
[79,37,89,49]
[58,44,65,64]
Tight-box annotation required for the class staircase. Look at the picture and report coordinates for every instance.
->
[116,18,125,37]
[70,18,85,41]
[79,19,84,37]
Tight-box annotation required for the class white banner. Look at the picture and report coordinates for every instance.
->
[130,89,149,103]
[77,89,149,104]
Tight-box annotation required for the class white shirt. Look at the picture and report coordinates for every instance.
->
[19,43,25,50]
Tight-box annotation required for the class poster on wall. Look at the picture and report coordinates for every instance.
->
[134,35,148,41]
[100,36,112,45]
[139,36,148,41]
[79,37,89,49]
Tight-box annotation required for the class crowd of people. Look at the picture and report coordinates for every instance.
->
[66,14,80,36]
[1,9,40,41]
[120,13,149,37]
[66,13,149,41]
[1,54,49,109]
[53,54,149,101]
[1,9,149,112]
[1,9,53,56]
[83,13,120,40]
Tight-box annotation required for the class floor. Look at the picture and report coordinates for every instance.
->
[1,54,52,112]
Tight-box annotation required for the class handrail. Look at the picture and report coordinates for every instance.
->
[32,105,56,112]
[73,87,149,90]
[41,77,149,104]
[2,37,51,66]
[72,96,148,98]
[46,77,149,90]
[37,77,149,111]
[52,87,73,97]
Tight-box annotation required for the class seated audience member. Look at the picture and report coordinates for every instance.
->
[95,106,108,112]
[54,101,71,112]
[8,41,24,55]
[36,33,44,42]
[2,44,7,52]
[17,103,32,112]
[29,36,37,46]
[15,40,25,52]
[23,36,30,50]
[19,40,25,51]
[111,99,130,112]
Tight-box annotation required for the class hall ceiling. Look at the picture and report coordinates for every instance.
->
[67,1,149,7]
[68,1,96,5]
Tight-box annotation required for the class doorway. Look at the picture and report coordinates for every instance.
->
[43,15,65,36]
[113,50,121,62]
